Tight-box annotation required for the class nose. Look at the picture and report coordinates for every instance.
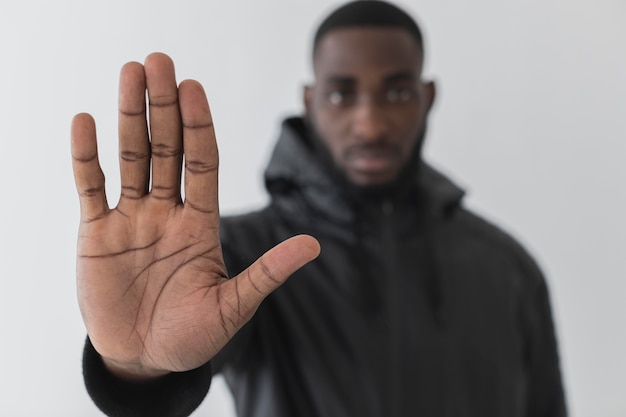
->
[351,98,388,143]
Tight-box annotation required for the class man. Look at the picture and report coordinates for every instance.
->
[72,1,567,416]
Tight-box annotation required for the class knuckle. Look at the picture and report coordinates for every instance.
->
[151,143,181,159]
[120,150,150,162]
[185,159,217,175]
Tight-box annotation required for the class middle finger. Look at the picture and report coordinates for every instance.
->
[144,53,183,201]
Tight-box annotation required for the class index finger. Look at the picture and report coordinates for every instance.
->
[178,79,219,218]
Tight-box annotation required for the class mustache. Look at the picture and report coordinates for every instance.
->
[343,143,403,160]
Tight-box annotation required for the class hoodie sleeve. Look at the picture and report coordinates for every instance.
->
[82,338,213,417]
[522,273,568,417]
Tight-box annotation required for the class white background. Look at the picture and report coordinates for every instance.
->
[1,0,624,416]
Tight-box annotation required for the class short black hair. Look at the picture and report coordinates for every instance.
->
[313,1,424,57]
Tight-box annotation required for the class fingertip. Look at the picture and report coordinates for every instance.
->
[294,234,321,260]
[119,62,145,88]
[146,51,171,61]
[72,112,94,125]
[275,235,321,269]
[179,79,212,126]
[71,113,95,141]
[119,62,147,113]
[144,52,174,71]
[120,61,143,74]
[71,113,97,158]
[179,79,207,99]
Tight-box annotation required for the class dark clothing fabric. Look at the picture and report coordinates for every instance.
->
[83,338,212,417]
[83,117,567,417]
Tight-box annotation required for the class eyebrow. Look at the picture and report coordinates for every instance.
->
[323,71,417,85]
[384,71,418,83]
[323,75,356,85]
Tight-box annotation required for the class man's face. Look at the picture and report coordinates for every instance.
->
[305,27,435,186]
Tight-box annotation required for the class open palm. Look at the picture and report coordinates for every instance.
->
[71,53,319,380]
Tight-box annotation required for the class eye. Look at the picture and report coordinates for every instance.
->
[328,90,355,106]
[385,87,417,103]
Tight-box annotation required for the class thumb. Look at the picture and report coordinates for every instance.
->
[223,235,320,319]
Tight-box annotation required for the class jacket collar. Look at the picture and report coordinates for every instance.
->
[264,117,465,226]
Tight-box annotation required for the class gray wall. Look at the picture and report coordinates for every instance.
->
[1,0,624,416]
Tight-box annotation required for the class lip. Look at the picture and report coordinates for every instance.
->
[350,154,393,173]
[342,147,401,184]
[345,147,398,173]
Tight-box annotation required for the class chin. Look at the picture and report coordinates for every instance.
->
[346,175,401,198]
[348,171,397,187]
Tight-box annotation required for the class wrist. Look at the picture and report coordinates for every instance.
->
[102,357,170,382]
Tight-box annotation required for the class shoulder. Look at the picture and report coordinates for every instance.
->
[442,205,545,283]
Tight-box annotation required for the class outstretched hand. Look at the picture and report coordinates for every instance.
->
[71,53,319,380]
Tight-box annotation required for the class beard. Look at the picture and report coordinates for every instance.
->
[303,120,428,203]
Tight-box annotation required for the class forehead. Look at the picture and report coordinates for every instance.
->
[313,27,423,78]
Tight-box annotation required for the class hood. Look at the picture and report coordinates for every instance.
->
[264,116,462,326]
[264,117,466,230]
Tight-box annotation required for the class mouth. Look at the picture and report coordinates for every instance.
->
[343,146,401,182]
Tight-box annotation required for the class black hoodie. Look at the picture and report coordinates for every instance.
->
[83,117,566,417]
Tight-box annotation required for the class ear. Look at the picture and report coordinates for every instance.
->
[303,84,313,120]
[423,80,436,113]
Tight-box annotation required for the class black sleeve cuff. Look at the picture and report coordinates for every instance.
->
[83,337,213,417]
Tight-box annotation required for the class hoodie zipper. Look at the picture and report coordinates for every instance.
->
[381,199,403,416]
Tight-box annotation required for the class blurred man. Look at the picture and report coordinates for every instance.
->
[73,1,566,416]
